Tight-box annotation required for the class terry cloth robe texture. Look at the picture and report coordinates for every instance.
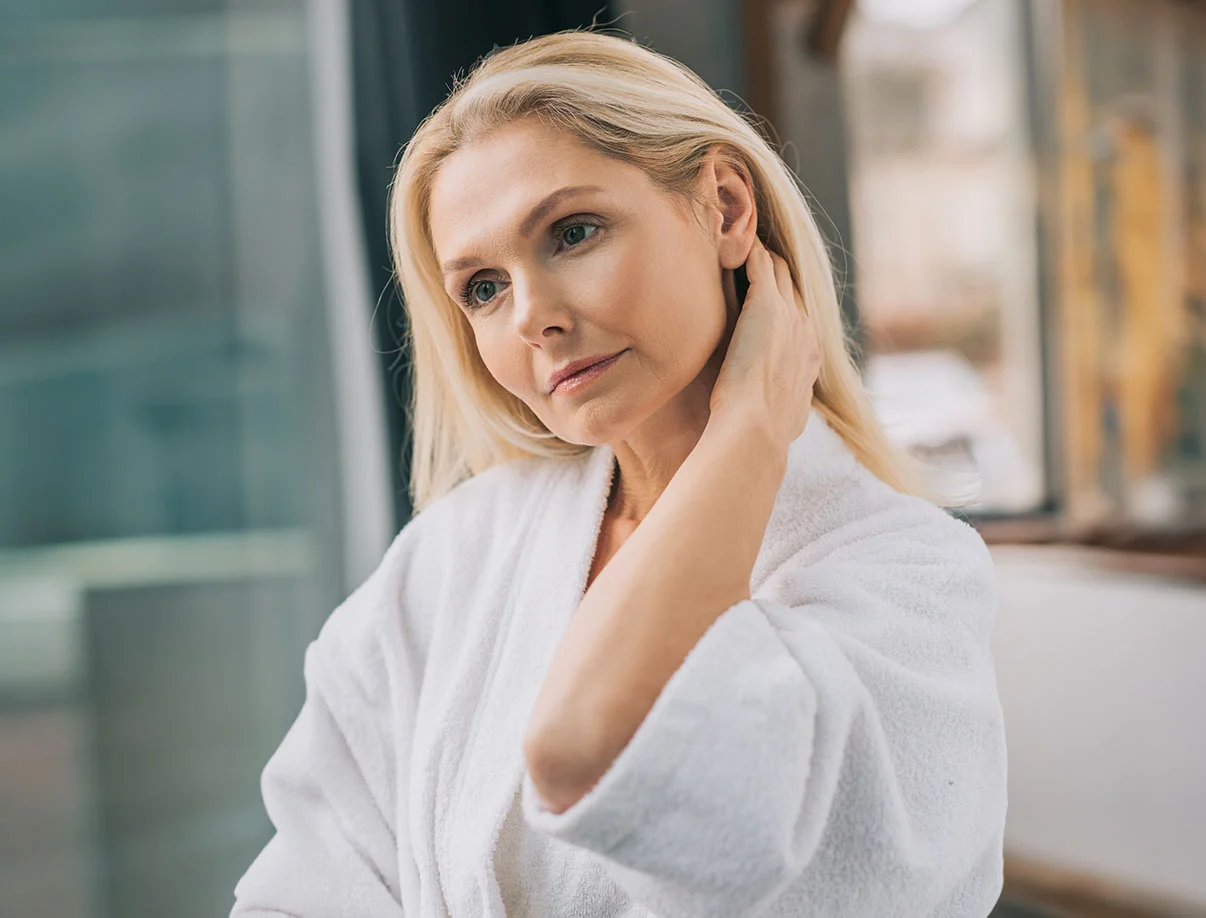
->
[230,411,1008,918]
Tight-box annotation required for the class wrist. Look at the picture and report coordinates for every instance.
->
[704,408,790,459]
[700,410,790,481]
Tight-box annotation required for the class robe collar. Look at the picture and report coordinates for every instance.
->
[441,409,857,913]
[582,410,858,590]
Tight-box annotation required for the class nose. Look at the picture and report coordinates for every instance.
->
[511,272,572,343]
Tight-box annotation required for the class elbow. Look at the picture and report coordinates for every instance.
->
[522,727,603,815]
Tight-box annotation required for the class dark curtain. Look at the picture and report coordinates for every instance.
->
[349,0,611,529]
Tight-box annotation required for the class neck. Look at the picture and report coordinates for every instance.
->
[604,261,744,523]
[605,360,723,525]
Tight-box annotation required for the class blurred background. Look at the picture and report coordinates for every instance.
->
[1,0,1203,915]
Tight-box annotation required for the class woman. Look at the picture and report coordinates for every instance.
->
[232,29,1007,918]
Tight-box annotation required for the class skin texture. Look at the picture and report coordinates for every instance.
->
[428,116,821,812]
[430,115,754,523]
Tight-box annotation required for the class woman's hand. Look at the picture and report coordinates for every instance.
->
[707,236,821,449]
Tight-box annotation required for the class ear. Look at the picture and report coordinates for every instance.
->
[697,146,757,270]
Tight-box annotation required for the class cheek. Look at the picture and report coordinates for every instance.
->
[472,329,526,395]
[574,241,641,315]
[587,238,680,334]
[636,254,725,356]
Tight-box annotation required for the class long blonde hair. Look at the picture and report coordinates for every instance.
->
[388,27,930,513]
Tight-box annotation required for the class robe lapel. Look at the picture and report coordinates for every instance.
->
[442,441,618,916]
[436,411,853,915]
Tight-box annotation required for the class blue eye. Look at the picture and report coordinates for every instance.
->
[460,276,499,307]
[466,279,496,306]
[561,222,598,247]
[457,219,601,310]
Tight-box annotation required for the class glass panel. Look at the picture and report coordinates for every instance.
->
[0,4,345,915]
[1055,0,1206,527]
[839,0,1047,513]
[1179,13,1206,508]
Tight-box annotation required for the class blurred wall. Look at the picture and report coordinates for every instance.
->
[992,546,1206,906]
[612,0,744,101]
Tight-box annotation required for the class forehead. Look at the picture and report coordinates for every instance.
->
[428,120,642,259]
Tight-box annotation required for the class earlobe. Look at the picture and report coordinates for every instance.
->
[714,176,757,270]
[717,218,756,271]
[699,146,757,269]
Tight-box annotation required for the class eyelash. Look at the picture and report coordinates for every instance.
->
[457,218,601,309]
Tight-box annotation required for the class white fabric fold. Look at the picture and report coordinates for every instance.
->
[231,413,1008,918]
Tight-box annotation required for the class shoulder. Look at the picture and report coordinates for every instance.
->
[836,467,994,587]
[763,417,995,633]
[414,452,562,546]
[774,415,992,578]
[834,462,993,604]
[309,452,569,672]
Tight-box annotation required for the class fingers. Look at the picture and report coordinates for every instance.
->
[746,236,799,312]
[771,251,794,306]
[744,236,775,293]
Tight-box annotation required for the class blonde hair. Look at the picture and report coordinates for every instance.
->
[389,27,933,513]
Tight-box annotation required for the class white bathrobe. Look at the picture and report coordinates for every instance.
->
[230,413,1008,918]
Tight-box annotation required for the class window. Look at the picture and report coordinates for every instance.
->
[840,0,1047,514]
[0,3,371,914]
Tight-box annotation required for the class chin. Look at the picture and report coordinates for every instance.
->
[550,397,651,449]
[547,423,611,449]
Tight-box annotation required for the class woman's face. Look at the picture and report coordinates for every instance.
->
[428,117,738,447]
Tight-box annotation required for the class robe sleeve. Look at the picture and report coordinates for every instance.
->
[520,526,1008,918]
[230,625,408,917]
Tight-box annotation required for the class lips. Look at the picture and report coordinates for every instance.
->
[548,350,625,393]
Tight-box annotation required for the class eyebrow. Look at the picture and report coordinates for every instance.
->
[439,184,606,276]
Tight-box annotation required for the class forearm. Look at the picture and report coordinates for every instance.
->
[524,415,789,811]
